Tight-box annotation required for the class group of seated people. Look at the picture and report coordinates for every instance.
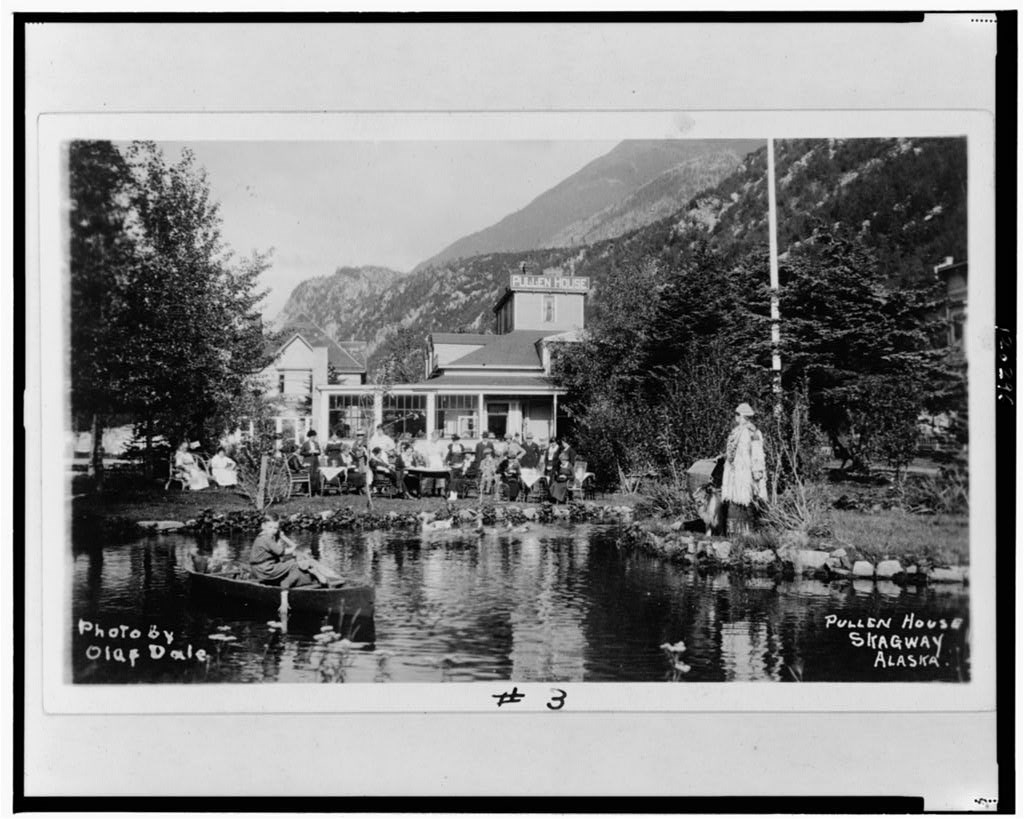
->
[172,440,239,491]
[290,426,583,503]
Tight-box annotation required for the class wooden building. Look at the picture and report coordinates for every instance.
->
[316,269,589,441]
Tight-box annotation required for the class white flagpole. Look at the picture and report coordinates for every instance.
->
[767,138,782,416]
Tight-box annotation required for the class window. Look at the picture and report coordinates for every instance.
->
[328,394,374,438]
[486,402,509,437]
[542,294,555,323]
[278,373,286,394]
[382,393,427,438]
[436,394,479,438]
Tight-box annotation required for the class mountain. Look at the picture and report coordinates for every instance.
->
[276,137,966,373]
[413,139,763,271]
[275,265,406,341]
[544,150,755,249]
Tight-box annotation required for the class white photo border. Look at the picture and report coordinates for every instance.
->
[32,108,994,716]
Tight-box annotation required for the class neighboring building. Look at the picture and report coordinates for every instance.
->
[934,256,967,348]
[259,315,367,444]
[917,257,968,456]
[316,267,589,441]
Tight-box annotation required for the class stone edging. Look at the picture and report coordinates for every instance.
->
[620,522,969,586]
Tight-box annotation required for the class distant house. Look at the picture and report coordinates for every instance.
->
[934,256,967,348]
[316,266,588,441]
[259,315,367,444]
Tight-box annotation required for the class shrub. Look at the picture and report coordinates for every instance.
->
[635,480,697,520]
[903,461,969,515]
[760,482,833,537]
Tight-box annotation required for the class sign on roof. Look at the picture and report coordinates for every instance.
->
[509,274,589,293]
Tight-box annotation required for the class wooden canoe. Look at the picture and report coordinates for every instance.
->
[185,555,374,617]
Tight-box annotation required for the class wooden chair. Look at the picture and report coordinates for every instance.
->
[372,472,400,498]
[461,464,481,499]
[286,454,311,497]
[526,475,549,503]
[567,460,597,501]
[165,455,188,491]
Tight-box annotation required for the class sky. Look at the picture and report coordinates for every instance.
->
[164,141,618,319]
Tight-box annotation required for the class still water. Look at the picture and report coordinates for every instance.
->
[71,524,969,684]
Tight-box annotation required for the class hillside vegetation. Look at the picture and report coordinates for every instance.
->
[277,137,966,379]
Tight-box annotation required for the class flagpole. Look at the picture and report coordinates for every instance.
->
[767,138,782,416]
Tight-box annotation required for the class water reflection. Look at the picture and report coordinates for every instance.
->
[70,525,970,684]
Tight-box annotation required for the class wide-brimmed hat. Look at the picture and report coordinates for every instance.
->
[735,402,756,417]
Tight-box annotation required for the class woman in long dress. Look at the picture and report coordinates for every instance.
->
[209,447,238,487]
[720,402,767,534]
[548,452,574,504]
[174,441,209,491]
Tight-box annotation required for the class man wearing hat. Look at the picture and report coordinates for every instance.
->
[519,431,541,469]
[721,402,768,535]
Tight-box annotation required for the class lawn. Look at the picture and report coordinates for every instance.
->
[828,508,969,567]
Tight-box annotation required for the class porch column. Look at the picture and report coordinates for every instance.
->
[425,393,436,435]
[319,389,330,437]
[478,393,486,438]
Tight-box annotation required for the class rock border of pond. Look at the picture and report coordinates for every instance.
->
[618,522,969,587]
[88,503,968,587]
[126,500,635,536]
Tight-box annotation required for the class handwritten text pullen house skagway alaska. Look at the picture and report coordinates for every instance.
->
[824,614,966,669]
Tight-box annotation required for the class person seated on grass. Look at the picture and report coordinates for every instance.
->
[369,446,402,493]
[394,441,417,498]
[209,446,238,487]
[548,451,574,504]
[478,447,498,498]
[503,453,523,501]
[249,515,329,588]
[446,435,470,497]
[174,440,209,491]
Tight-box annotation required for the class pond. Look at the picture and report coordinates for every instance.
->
[71,524,970,684]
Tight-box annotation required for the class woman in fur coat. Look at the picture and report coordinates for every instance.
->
[721,402,768,534]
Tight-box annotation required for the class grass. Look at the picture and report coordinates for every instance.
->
[70,470,968,568]
[70,476,640,523]
[827,508,969,567]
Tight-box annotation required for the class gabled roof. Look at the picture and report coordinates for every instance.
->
[419,373,562,390]
[443,330,548,369]
[276,314,366,372]
[429,332,496,346]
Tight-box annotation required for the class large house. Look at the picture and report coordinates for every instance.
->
[259,316,367,445]
[315,267,589,442]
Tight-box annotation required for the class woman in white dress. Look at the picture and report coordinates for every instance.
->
[174,441,209,491]
[210,446,238,487]
[720,402,768,534]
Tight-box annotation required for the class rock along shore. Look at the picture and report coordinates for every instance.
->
[617,521,969,587]
[130,500,636,536]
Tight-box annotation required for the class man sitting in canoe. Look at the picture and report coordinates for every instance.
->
[250,515,332,588]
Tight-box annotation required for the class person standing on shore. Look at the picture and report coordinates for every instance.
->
[720,402,768,535]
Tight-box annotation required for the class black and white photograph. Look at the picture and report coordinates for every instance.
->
[19,14,1007,807]
[63,134,973,686]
